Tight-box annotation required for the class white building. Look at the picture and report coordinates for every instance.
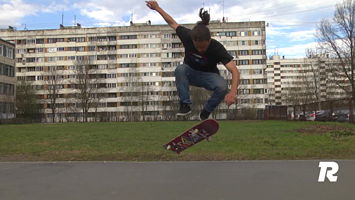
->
[0,21,266,122]
[0,38,16,120]
[266,55,349,107]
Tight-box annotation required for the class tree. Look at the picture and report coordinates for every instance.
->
[16,80,40,122]
[316,0,355,121]
[72,58,101,122]
[123,66,142,121]
[283,58,321,113]
[45,66,63,123]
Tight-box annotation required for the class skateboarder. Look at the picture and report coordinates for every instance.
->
[146,1,240,120]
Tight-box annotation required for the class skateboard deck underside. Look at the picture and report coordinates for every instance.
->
[164,119,219,154]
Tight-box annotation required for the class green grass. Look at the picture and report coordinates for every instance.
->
[0,120,355,161]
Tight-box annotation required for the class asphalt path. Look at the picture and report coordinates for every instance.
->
[0,160,354,200]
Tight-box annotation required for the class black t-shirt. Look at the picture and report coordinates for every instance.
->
[176,25,233,74]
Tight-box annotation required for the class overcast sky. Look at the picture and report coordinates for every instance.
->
[0,0,343,58]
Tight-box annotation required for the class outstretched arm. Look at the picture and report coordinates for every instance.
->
[146,1,179,30]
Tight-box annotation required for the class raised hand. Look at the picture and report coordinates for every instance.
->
[146,1,160,11]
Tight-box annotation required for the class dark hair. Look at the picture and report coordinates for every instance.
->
[191,8,211,41]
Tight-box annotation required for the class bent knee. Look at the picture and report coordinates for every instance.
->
[215,81,228,94]
[174,65,187,77]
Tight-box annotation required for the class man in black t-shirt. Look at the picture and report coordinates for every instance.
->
[146,1,240,120]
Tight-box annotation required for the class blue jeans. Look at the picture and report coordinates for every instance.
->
[174,64,228,112]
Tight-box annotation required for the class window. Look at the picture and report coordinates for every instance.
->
[36,39,44,44]
[239,89,250,94]
[217,31,237,37]
[48,57,55,62]
[253,89,264,94]
[240,79,250,85]
[149,34,159,38]
[253,69,263,74]
[36,57,44,62]
[119,44,137,49]
[118,54,128,58]
[68,37,85,42]
[76,56,85,61]
[107,74,116,79]
[107,83,116,88]
[57,57,65,61]
[150,43,160,48]
[108,55,116,60]
[119,35,138,40]
[48,38,57,43]
[238,50,249,55]
[47,47,57,53]
[217,31,236,37]
[253,31,260,36]
[252,59,265,65]
[227,51,236,57]
[254,98,264,103]
[97,55,107,60]
[241,99,250,104]
[26,39,36,44]
[226,31,236,37]
[89,56,96,61]
[253,79,266,84]
[252,50,264,55]
[150,53,160,57]
[119,63,137,68]
[6,47,14,59]
[36,67,43,71]
[108,36,117,41]
[238,60,249,65]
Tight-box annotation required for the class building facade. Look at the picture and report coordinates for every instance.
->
[266,55,348,107]
[0,38,16,120]
[0,21,266,122]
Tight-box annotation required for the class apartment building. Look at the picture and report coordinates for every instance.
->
[0,38,16,120]
[266,55,348,106]
[0,21,266,122]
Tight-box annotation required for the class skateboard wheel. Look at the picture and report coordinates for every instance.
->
[166,145,172,150]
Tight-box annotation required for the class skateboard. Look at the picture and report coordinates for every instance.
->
[163,119,219,154]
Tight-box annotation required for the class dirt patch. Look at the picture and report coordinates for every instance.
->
[295,124,355,135]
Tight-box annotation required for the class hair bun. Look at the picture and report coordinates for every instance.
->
[198,8,210,26]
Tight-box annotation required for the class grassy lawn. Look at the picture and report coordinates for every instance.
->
[0,120,355,161]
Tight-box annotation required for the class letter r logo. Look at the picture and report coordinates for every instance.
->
[318,161,339,182]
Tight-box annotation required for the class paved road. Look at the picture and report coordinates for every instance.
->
[0,161,354,200]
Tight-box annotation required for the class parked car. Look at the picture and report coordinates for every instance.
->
[333,110,355,122]
[297,112,316,121]
[306,112,316,121]
[334,112,348,122]
[315,110,335,121]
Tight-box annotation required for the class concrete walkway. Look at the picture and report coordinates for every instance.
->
[0,160,354,200]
